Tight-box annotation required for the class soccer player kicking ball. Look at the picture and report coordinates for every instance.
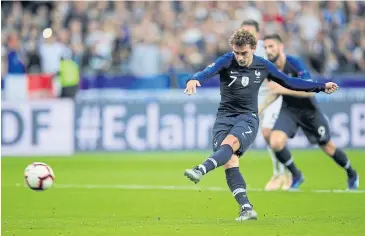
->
[240,19,291,191]
[183,29,338,221]
[261,34,359,191]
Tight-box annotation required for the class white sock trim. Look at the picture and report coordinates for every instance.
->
[278,162,286,174]
[198,164,206,174]
[345,161,351,169]
[207,158,218,168]
[284,158,293,167]
[267,147,280,175]
[232,188,246,196]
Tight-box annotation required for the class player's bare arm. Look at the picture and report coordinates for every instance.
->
[265,61,338,94]
[263,35,338,95]
[268,81,315,98]
[258,91,279,117]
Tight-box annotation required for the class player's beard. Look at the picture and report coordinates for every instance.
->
[238,59,247,67]
[268,53,280,63]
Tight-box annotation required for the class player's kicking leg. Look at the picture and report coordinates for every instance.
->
[183,134,239,183]
[320,140,359,190]
[184,134,257,221]
[184,114,259,221]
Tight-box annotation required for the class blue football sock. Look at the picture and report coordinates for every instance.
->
[198,144,233,175]
[225,167,251,208]
[275,146,301,177]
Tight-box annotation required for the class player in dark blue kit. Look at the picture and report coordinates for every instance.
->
[183,29,339,221]
[261,34,359,191]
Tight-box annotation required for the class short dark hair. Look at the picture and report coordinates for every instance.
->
[263,34,283,43]
[229,29,257,48]
[241,19,260,32]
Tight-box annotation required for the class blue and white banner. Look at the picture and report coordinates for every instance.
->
[74,96,365,152]
[2,89,364,155]
[1,100,75,156]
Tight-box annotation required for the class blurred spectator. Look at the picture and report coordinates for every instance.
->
[6,32,26,74]
[129,13,161,76]
[1,33,8,77]
[39,33,71,74]
[1,1,364,78]
[25,41,41,73]
[322,2,346,30]
[305,31,329,74]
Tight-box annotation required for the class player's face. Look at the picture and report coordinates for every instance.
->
[264,39,282,63]
[232,44,256,67]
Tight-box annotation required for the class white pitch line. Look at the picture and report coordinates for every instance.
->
[12,183,365,194]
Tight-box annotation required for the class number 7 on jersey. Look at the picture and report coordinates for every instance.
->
[228,76,238,87]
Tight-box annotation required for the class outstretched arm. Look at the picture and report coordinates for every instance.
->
[187,53,232,84]
[265,61,325,92]
[268,81,315,97]
[185,53,232,95]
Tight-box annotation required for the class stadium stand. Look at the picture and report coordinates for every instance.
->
[1,1,364,91]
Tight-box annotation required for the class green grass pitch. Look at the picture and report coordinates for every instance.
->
[2,150,365,236]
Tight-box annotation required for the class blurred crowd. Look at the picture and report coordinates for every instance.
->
[2,1,365,78]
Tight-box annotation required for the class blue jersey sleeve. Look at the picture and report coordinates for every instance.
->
[286,55,311,80]
[264,59,325,92]
[187,52,233,84]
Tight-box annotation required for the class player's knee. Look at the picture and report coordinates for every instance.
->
[261,128,272,143]
[224,155,239,169]
[321,139,336,156]
[221,135,240,151]
[270,131,287,151]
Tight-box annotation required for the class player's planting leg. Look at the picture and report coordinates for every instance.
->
[184,135,238,184]
[224,155,257,221]
[281,164,293,191]
[266,150,288,190]
[321,140,359,190]
[262,128,287,191]
[270,130,304,190]
[272,154,292,191]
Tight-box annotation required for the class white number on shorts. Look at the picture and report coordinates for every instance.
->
[318,126,326,139]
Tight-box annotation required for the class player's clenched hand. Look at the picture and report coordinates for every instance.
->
[324,82,339,94]
[184,80,201,95]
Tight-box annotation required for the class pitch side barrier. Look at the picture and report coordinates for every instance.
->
[1,89,364,156]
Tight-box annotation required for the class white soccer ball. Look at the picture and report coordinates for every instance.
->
[24,162,55,191]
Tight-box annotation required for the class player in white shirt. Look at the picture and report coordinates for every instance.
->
[240,20,291,190]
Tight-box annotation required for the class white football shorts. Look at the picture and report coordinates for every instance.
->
[260,96,283,129]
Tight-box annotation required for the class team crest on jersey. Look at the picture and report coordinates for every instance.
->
[254,69,261,83]
[255,70,261,78]
[241,76,250,87]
